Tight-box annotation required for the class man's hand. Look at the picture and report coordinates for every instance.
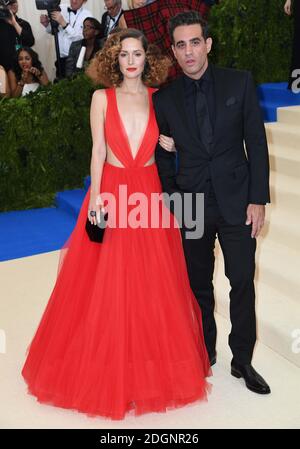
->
[51,11,67,28]
[246,204,265,238]
[6,10,17,26]
[40,14,50,27]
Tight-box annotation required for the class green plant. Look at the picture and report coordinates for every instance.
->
[0,75,99,211]
[209,0,294,83]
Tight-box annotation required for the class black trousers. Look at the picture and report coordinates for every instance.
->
[180,183,257,365]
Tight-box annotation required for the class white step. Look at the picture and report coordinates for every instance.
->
[265,122,300,150]
[269,171,300,209]
[263,204,300,251]
[213,238,300,314]
[256,239,300,304]
[277,106,300,126]
[269,143,300,178]
[214,250,300,368]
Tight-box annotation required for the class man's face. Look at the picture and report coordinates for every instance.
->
[172,24,212,79]
[104,0,121,18]
[70,0,86,11]
[7,1,18,15]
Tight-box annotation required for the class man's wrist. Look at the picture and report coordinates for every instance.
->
[62,21,69,29]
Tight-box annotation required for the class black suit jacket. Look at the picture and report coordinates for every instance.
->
[101,10,124,37]
[153,65,270,225]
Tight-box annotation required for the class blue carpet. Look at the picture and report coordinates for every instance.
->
[1,83,299,262]
[258,82,300,122]
[0,207,77,262]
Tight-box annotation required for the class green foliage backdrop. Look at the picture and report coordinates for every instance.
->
[0,0,294,211]
[209,0,293,83]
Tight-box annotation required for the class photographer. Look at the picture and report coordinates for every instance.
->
[0,0,35,72]
[40,0,93,78]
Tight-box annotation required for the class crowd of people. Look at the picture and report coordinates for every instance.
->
[0,0,220,98]
[0,0,298,98]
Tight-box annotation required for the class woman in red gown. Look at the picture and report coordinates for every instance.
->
[21,29,211,420]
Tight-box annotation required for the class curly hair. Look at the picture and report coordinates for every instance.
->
[12,47,44,82]
[85,28,172,87]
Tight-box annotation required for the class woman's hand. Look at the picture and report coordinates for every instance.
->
[21,70,31,84]
[88,193,105,226]
[284,0,292,15]
[30,67,42,79]
[159,134,176,152]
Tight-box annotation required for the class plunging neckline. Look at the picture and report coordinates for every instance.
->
[113,87,152,162]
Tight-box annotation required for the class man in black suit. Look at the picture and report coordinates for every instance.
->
[153,11,271,395]
[101,0,123,38]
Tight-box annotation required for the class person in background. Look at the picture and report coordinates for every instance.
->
[0,65,11,97]
[40,0,93,79]
[127,0,147,8]
[284,0,300,90]
[0,0,34,72]
[101,0,123,38]
[8,47,49,97]
[65,17,104,78]
[118,0,218,82]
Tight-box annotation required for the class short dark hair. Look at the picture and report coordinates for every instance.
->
[168,11,210,45]
[83,17,104,37]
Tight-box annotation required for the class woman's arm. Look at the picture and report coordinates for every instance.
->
[8,70,24,98]
[0,66,11,97]
[88,89,108,225]
[38,69,50,86]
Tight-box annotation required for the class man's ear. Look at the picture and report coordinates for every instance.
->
[171,45,177,59]
[206,37,213,54]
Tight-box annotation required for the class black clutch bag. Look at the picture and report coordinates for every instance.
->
[85,211,108,243]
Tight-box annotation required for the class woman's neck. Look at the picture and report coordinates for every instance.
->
[119,78,146,94]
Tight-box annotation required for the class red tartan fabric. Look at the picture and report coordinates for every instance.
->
[124,0,210,82]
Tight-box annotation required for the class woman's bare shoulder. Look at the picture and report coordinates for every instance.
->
[91,89,109,109]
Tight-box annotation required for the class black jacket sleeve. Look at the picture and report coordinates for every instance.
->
[65,41,81,78]
[152,92,179,196]
[17,18,35,47]
[243,71,270,204]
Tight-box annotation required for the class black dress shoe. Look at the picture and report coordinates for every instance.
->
[231,361,271,395]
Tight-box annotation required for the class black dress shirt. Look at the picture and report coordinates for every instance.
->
[183,63,216,134]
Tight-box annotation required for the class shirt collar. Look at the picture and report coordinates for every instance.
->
[184,63,212,90]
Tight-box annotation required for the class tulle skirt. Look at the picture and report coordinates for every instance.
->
[22,162,211,420]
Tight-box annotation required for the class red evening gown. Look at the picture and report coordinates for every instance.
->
[22,87,211,420]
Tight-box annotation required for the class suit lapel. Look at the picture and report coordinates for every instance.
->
[211,65,228,147]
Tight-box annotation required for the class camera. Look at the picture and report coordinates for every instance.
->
[35,0,61,13]
[0,0,12,21]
